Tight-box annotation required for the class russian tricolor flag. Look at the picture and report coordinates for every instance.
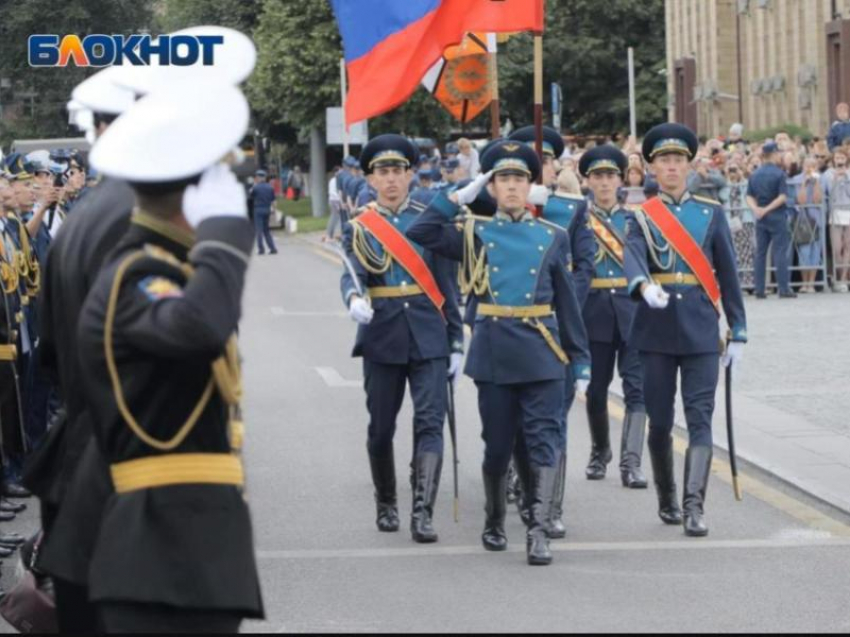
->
[331,0,544,125]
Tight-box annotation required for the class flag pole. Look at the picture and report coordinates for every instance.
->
[488,34,501,140]
[340,57,350,157]
[533,30,543,185]
[628,47,637,140]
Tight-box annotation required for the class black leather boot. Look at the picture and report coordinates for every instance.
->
[683,446,712,537]
[649,438,683,525]
[411,453,442,543]
[505,461,520,505]
[512,442,532,527]
[620,411,648,489]
[547,452,567,539]
[585,409,613,480]
[369,452,399,533]
[482,470,508,552]
[526,465,557,566]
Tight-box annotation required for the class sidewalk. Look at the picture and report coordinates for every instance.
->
[305,232,850,513]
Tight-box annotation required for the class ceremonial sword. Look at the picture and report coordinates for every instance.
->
[725,355,743,501]
[446,379,460,523]
[325,242,367,300]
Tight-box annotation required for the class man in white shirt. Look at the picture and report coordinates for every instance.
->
[324,167,344,242]
[456,138,480,180]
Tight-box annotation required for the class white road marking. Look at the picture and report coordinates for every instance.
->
[315,366,362,388]
[257,537,850,561]
[271,306,346,318]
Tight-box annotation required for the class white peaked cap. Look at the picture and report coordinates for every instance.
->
[71,67,137,115]
[113,26,257,96]
[90,82,249,182]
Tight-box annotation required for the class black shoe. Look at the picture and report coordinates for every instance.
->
[683,446,713,537]
[410,453,441,544]
[481,470,508,552]
[0,511,14,522]
[0,546,14,558]
[649,438,683,525]
[270,249,279,255]
[0,499,25,514]
[779,292,798,299]
[2,484,31,499]
[755,293,767,299]
[547,452,567,539]
[585,409,613,480]
[505,461,520,505]
[620,411,648,489]
[512,440,532,528]
[368,452,399,533]
[526,466,557,566]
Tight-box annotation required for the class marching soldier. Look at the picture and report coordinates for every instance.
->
[578,146,647,488]
[624,123,747,537]
[340,134,464,544]
[508,125,595,538]
[77,82,263,631]
[407,140,591,566]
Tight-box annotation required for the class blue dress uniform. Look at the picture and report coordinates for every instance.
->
[577,146,647,488]
[625,123,747,537]
[340,135,463,543]
[508,125,595,538]
[407,140,591,566]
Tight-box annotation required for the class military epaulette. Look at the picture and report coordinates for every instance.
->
[462,212,495,224]
[692,195,722,207]
[141,243,187,270]
[352,202,378,219]
[409,199,427,213]
[537,217,567,234]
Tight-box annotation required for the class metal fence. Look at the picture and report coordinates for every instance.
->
[724,202,832,293]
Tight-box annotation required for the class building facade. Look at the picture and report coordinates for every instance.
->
[666,0,850,139]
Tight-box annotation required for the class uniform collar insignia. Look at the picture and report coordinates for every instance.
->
[659,191,692,206]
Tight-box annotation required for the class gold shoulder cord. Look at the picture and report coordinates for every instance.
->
[634,210,674,271]
[350,219,392,274]
[459,214,490,297]
[104,250,243,452]
[0,238,18,295]
[8,214,39,296]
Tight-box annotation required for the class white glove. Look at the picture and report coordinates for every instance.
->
[575,379,590,395]
[528,184,551,207]
[348,296,374,325]
[454,170,493,206]
[642,283,670,309]
[182,164,248,229]
[721,341,744,369]
[448,352,464,388]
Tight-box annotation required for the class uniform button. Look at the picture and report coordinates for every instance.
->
[522,318,530,324]
[498,222,504,227]
[538,245,545,251]
[608,270,615,276]
[488,242,496,248]
[547,229,553,235]
[393,218,399,223]
[404,302,410,308]
[493,291,500,297]
[703,208,710,215]
[610,289,616,295]
[526,293,532,299]
[401,281,407,286]
[676,294,683,300]
[492,266,500,273]
[492,317,499,322]
[530,268,537,275]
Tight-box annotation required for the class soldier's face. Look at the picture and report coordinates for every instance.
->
[650,153,690,192]
[488,173,531,213]
[12,180,34,209]
[588,171,621,205]
[371,165,411,204]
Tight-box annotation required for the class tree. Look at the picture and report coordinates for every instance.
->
[0,0,154,146]
[498,0,667,136]
[157,0,263,34]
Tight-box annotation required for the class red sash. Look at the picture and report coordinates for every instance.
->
[588,214,625,265]
[355,209,445,314]
[641,197,721,312]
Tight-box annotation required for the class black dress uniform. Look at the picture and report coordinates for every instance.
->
[34,176,133,632]
[624,124,747,536]
[77,211,263,628]
[578,146,647,488]
[407,140,591,566]
[508,125,595,538]
[341,135,463,544]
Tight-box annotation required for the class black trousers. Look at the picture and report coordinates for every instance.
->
[97,602,242,634]
[586,337,645,416]
[363,358,447,458]
[55,578,98,634]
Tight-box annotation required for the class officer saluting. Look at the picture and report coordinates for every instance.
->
[76,82,263,632]
[625,123,747,537]
[341,134,463,544]
[407,141,590,566]
[508,125,594,538]
[578,146,648,488]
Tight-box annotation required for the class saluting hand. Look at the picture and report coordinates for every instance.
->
[182,164,247,229]
[451,170,493,206]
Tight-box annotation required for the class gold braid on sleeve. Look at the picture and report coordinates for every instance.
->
[350,219,391,274]
[459,215,490,297]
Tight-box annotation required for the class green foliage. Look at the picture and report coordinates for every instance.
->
[499,0,667,136]
[247,0,342,131]
[156,0,263,33]
[748,124,814,144]
[0,0,154,146]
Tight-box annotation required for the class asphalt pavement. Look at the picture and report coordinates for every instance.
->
[236,233,850,633]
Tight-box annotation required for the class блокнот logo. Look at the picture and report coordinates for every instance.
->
[28,34,224,67]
